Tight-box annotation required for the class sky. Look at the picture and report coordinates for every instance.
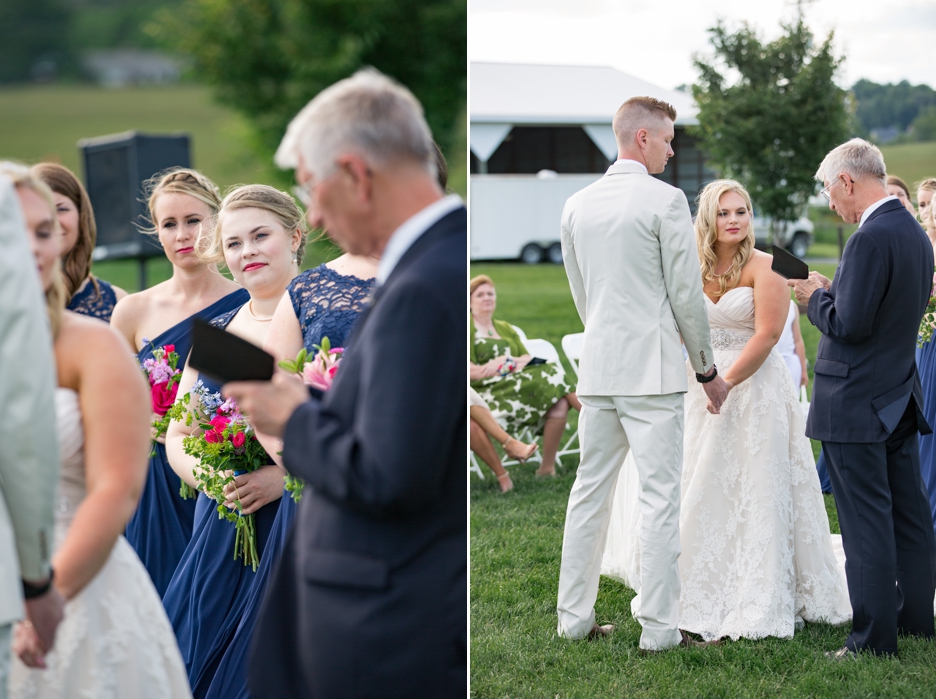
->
[470,0,936,91]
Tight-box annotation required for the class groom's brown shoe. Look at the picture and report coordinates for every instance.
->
[638,630,719,656]
[586,623,614,640]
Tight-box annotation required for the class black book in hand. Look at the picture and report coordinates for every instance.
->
[770,245,809,280]
[189,318,275,384]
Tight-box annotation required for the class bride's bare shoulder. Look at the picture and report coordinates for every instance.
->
[56,312,144,388]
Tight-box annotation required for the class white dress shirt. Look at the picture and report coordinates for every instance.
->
[377,194,463,285]
[859,195,899,227]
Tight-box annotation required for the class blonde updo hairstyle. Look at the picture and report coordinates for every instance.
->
[0,162,67,338]
[142,167,222,240]
[198,184,308,268]
[695,179,756,298]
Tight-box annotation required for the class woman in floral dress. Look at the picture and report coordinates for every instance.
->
[469,274,579,476]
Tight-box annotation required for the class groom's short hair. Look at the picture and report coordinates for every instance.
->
[612,96,677,142]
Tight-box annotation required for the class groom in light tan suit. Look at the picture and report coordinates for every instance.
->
[0,175,64,691]
[556,97,727,652]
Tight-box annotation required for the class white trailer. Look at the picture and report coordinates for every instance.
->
[469,173,600,263]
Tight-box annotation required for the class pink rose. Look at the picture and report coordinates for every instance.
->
[209,415,231,431]
[151,381,178,416]
[204,428,223,444]
[164,344,175,354]
[231,432,246,448]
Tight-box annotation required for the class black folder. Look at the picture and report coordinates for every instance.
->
[189,318,275,384]
[770,245,809,280]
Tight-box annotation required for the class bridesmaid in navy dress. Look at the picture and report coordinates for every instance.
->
[164,184,308,697]
[918,203,936,537]
[111,168,246,596]
[203,254,376,699]
[32,163,127,321]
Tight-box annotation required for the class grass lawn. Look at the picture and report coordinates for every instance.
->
[470,261,936,697]
[881,141,936,192]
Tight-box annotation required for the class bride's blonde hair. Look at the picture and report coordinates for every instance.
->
[0,162,67,338]
[695,179,755,298]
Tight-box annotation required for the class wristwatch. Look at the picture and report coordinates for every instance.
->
[22,568,54,599]
[695,365,718,384]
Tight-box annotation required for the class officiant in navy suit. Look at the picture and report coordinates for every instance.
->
[223,69,466,698]
[790,138,936,659]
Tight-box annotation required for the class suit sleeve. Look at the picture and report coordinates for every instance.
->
[560,200,587,326]
[283,278,463,517]
[0,179,59,581]
[807,231,886,344]
[659,190,714,375]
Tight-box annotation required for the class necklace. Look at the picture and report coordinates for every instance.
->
[247,300,273,322]
[712,262,735,278]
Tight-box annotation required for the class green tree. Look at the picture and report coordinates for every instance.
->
[691,20,849,226]
[0,0,72,83]
[150,0,465,181]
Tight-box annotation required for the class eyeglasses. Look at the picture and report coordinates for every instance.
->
[291,168,338,208]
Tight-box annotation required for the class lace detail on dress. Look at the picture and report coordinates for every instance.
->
[209,305,245,330]
[9,389,193,699]
[67,279,118,322]
[288,265,375,351]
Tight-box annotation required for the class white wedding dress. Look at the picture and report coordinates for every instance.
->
[602,287,852,641]
[9,389,192,699]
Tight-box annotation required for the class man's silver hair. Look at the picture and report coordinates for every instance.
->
[815,138,887,186]
[275,68,436,180]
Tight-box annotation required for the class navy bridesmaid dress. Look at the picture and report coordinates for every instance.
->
[202,264,374,699]
[162,304,282,698]
[918,339,936,536]
[125,288,249,597]
[67,277,118,322]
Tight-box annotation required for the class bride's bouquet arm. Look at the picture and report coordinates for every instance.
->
[52,319,151,601]
[717,254,789,396]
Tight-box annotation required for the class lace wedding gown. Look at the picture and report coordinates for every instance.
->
[9,388,193,699]
[602,287,851,641]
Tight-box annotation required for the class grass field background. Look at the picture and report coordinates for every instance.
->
[0,84,467,292]
[469,261,936,697]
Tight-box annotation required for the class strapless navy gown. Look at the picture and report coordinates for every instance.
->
[125,288,249,597]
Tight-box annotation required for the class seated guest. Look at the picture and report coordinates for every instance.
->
[886,175,916,216]
[470,387,537,492]
[470,274,580,477]
[31,163,127,321]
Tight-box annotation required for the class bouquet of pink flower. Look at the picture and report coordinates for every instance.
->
[919,268,936,348]
[166,381,269,570]
[140,341,182,452]
[277,337,345,501]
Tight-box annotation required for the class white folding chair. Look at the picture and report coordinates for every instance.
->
[561,332,584,377]
[470,452,486,480]
[557,333,584,461]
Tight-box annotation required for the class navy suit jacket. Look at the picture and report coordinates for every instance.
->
[248,207,467,699]
[806,198,932,443]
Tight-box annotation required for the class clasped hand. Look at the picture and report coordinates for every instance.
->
[703,375,732,415]
[222,464,286,515]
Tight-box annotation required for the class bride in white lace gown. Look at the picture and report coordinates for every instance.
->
[602,180,851,641]
[7,169,191,698]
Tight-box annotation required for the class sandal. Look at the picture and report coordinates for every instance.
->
[496,471,514,493]
[502,436,538,463]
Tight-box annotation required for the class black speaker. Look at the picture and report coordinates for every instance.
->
[78,131,191,261]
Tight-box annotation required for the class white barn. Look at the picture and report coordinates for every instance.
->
[470,62,717,262]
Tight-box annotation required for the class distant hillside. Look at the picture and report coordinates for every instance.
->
[852,79,936,143]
